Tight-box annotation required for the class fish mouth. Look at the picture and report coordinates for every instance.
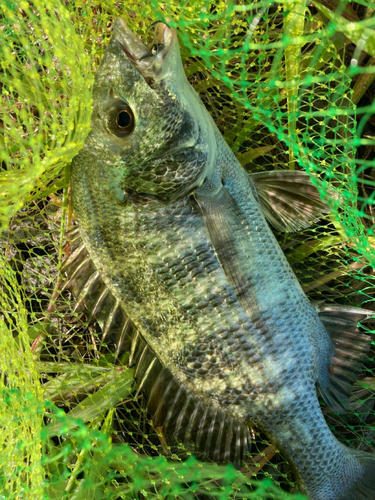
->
[113,18,176,83]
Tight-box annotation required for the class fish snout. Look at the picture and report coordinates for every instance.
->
[113,18,178,84]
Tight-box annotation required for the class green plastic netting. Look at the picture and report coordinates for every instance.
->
[1,0,375,498]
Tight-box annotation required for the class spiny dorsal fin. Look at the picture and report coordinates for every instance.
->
[62,229,131,357]
[316,303,373,413]
[249,170,330,232]
[62,228,251,463]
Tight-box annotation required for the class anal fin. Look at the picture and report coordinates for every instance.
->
[317,304,373,413]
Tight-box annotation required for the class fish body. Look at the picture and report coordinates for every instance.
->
[70,18,375,499]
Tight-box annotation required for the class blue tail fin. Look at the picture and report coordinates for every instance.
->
[340,450,375,500]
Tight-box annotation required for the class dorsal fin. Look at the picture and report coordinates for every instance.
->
[316,303,373,413]
[62,230,131,357]
[62,228,251,463]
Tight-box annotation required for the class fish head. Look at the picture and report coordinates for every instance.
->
[87,18,217,202]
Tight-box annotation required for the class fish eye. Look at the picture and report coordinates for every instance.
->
[117,110,132,129]
[108,103,135,137]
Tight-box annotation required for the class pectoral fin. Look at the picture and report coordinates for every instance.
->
[250,170,330,232]
[195,184,265,327]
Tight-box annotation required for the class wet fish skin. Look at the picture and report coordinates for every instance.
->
[71,18,375,499]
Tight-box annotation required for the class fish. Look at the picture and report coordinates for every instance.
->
[67,17,375,499]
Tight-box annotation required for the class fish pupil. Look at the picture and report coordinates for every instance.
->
[117,110,131,129]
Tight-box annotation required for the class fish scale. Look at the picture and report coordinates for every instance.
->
[69,17,375,499]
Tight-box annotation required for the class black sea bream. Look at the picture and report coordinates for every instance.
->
[68,18,375,499]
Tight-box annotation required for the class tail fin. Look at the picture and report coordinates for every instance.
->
[305,444,375,500]
[338,448,375,500]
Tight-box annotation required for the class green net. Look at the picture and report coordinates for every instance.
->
[1,0,375,498]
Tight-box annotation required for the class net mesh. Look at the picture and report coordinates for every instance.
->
[1,0,375,498]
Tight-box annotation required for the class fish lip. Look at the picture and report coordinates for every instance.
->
[113,18,176,80]
[113,18,151,63]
